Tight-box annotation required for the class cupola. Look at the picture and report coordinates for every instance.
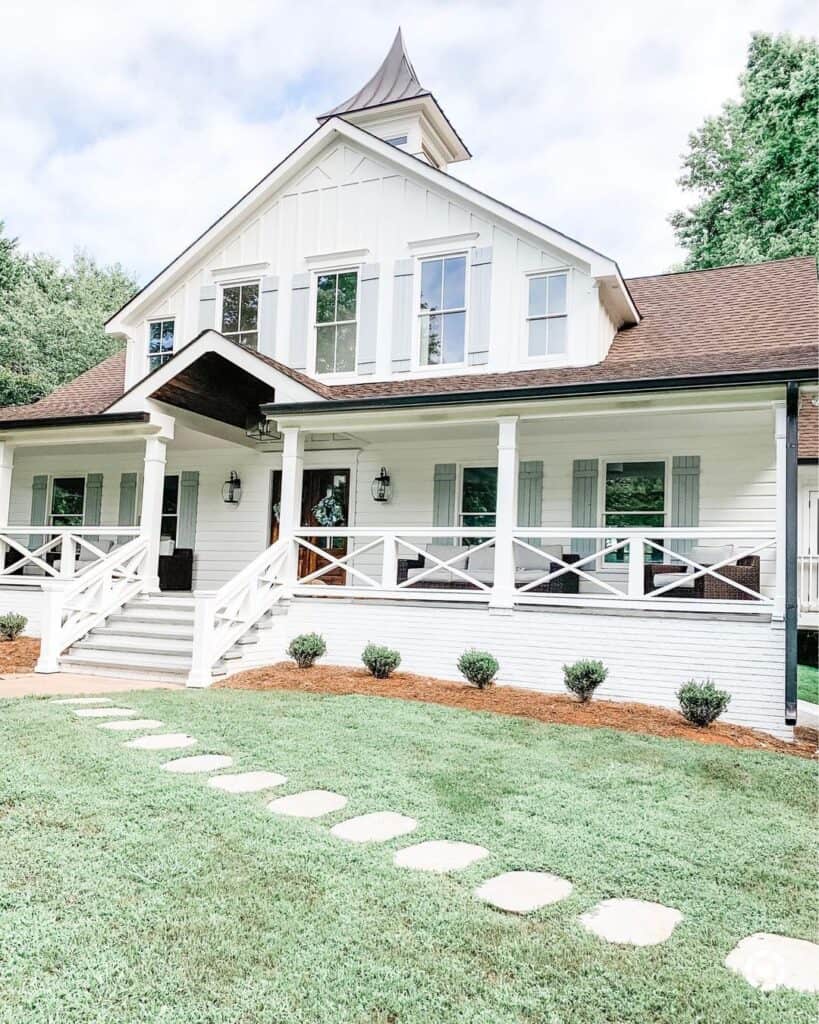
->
[317,28,470,172]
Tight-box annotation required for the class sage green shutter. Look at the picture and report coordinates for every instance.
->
[289,273,310,370]
[258,275,279,357]
[85,474,103,545]
[356,263,379,375]
[391,258,414,373]
[177,471,199,550]
[432,463,456,545]
[571,459,598,558]
[198,285,217,332]
[671,456,700,556]
[467,246,492,366]
[30,475,48,549]
[118,473,138,527]
[517,460,543,544]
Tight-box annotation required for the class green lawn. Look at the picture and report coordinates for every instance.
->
[0,689,816,1024]
[798,664,819,704]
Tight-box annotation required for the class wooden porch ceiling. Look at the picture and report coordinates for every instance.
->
[149,351,275,428]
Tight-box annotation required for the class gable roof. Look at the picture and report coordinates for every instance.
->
[2,257,815,429]
[318,29,428,117]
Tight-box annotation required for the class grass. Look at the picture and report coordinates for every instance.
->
[797,664,819,704]
[0,688,816,1024]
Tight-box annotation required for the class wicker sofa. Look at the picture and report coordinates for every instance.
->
[643,544,761,601]
[397,542,581,594]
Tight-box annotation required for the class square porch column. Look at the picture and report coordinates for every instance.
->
[140,436,167,592]
[490,416,519,611]
[278,426,304,583]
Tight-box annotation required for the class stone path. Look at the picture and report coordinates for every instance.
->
[58,699,819,996]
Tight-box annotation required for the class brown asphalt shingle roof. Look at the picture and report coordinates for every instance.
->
[0,256,816,426]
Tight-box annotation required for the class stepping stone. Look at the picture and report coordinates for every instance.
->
[208,771,287,794]
[98,719,164,732]
[162,754,233,774]
[580,899,682,946]
[331,811,417,844]
[52,697,114,705]
[725,933,819,993]
[124,733,196,750]
[393,840,489,874]
[475,871,573,914]
[74,706,136,718]
[267,790,347,819]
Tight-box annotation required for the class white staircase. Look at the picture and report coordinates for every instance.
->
[59,594,281,683]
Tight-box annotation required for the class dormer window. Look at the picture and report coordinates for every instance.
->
[315,270,358,374]
[527,272,567,357]
[221,282,259,349]
[419,254,467,366]
[147,319,175,372]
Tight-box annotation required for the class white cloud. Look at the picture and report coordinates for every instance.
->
[0,0,813,279]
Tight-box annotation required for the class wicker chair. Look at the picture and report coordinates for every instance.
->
[397,546,581,594]
[644,554,761,601]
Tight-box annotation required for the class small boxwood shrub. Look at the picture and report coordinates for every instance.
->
[362,643,401,679]
[0,613,27,641]
[457,649,499,689]
[677,679,731,727]
[563,659,608,702]
[286,632,326,669]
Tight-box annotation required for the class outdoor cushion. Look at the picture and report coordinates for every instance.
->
[466,545,495,571]
[405,544,469,584]
[688,544,734,567]
[514,543,563,569]
[651,572,696,590]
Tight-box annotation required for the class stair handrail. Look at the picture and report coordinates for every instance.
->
[35,535,150,673]
[187,538,290,687]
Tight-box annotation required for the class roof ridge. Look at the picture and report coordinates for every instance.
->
[626,255,818,283]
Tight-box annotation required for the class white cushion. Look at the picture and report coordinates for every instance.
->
[688,545,733,566]
[466,545,495,571]
[652,572,695,590]
[514,543,563,570]
[407,565,468,584]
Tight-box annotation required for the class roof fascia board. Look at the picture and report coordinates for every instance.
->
[107,331,327,414]
[0,412,153,444]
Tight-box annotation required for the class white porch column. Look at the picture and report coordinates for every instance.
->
[490,415,519,611]
[278,426,304,584]
[773,401,786,620]
[140,436,167,593]
[0,441,14,564]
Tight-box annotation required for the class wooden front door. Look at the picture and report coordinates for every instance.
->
[270,468,350,585]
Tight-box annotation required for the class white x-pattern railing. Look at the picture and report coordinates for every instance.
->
[0,527,141,581]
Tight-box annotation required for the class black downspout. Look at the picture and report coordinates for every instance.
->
[784,381,799,725]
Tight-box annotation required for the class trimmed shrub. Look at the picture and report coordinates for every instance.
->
[0,613,27,641]
[677,679,731,727]
[286,632,326,669]
[457,649,499,689]
[362,643,401,679]
[563,659,608,702]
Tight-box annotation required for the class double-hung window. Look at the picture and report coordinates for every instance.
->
[49,477,85,527]
[526,272,567,357]
[161,475,179,541]
[603,460,666,563]
[221,282,259,349]
[460,467,497,531]
[148,319,175,372]
[419,254,467,366]
[315,270,358,374]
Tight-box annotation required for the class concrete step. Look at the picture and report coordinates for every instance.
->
[114,607,195,625]
[73,635,194,657]
[60,649,227,678]
[93,621,195,640]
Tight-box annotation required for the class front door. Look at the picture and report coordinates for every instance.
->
[270,468,350,585]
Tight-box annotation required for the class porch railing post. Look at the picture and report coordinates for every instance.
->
[381,533,397,589]
[627,538,644,598]
[34,582,66,673]
[490,416,519,611]
[188,595,216,687]
[59,533,77,578]
[278,426,304,586]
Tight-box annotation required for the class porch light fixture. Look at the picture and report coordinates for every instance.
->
[371,467,391,503]
[222,471,242,505]
[244,413,275,443]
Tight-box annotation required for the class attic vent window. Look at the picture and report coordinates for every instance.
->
[385,135,408,147]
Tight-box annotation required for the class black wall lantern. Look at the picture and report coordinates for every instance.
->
[371,466,391,503]
[222,470,242,505]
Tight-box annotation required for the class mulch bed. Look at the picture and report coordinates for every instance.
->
[218,662,819,760]
[0,637,40,674]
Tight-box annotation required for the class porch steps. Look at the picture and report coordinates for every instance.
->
[59,594,280,683]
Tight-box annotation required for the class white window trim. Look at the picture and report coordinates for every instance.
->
[456,461,498,528]
[218,279,261,350]
[413,251,471,373]
[597,456,671,570]
[309,266,361,380]
[47,474,87,527]
[146,317,176,374]
[521,268,571,366]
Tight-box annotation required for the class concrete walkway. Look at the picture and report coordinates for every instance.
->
[0,672,177,699]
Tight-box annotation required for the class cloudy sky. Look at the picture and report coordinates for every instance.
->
[0,0,813,283]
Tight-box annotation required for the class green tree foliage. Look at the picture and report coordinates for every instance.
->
[670,33,819,269]
[0,223,138,408]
